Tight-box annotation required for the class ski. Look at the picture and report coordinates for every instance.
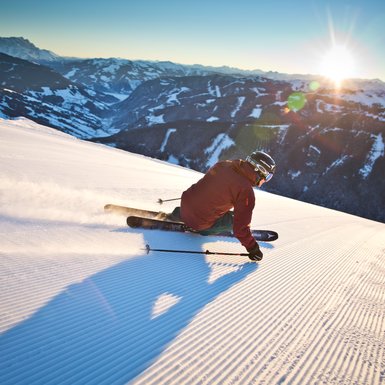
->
[127,215,190,232]
[126,215,278,242]
[104,204,171,221]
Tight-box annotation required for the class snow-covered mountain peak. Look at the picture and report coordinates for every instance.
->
[0,36,59,62]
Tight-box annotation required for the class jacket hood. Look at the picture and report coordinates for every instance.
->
[231,160,258,185]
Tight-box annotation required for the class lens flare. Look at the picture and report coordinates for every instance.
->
[309,81,320,91]
[287,92,307,112]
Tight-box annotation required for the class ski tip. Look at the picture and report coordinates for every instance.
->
[252,230,279,242]
[104,204,120,213]
[127,216,141,228]
[267,231,278,241]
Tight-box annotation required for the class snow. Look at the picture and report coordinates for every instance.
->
[160,128,176,151]
[208,81,221,97]
[64,68,78,78]
[309,144,321,154]
[249,106,262,118]
[289,170,301,179]
[1,117,384,385]
[205,133,235,168]
[324,155,351,175]
[146,113,165,125]
[3,88,17,93]
[151,293,181,319]
[166,155,179,164]
[166,87,190,105]
[231,96,246,118]
[105,92,130,101]
[340,89,385,108]
[251,87,266,95]
[359,133,385,178]
[102,62,124,74]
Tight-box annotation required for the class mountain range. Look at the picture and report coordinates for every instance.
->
[1,36,384,223]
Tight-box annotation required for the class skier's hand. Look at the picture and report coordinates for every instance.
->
[247,242,263,261]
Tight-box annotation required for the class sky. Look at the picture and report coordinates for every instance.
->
[1,0,385,81]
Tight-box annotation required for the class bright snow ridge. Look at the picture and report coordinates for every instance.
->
[0,117,384,385]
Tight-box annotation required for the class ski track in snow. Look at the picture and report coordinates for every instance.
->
[0,118,384,385]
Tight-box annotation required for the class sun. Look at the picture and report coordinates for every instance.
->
[319,45,356,87]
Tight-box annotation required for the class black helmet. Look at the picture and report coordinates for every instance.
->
[246,151,276,181]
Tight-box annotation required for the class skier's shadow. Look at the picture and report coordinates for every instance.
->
[0,231,258,384]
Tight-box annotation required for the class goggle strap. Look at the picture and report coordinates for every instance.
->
[246,156,268,176]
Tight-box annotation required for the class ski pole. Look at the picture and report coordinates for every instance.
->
[157,197,181,204]
[144,244,250,257]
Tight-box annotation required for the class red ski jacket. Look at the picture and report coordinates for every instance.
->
[180,160,258,250]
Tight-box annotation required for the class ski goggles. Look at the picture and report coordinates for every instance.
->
[256,164,273,182]
[246,157,274,182]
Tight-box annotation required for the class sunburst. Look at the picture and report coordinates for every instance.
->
[319,44,356,87]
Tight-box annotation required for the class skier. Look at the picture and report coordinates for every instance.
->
[170,151,276,261]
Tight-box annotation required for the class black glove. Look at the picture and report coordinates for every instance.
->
[247,242,263,261]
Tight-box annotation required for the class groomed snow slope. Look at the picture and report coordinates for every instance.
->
[0,118,384,385]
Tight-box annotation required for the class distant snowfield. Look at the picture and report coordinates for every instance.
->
[0,117,384,385]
